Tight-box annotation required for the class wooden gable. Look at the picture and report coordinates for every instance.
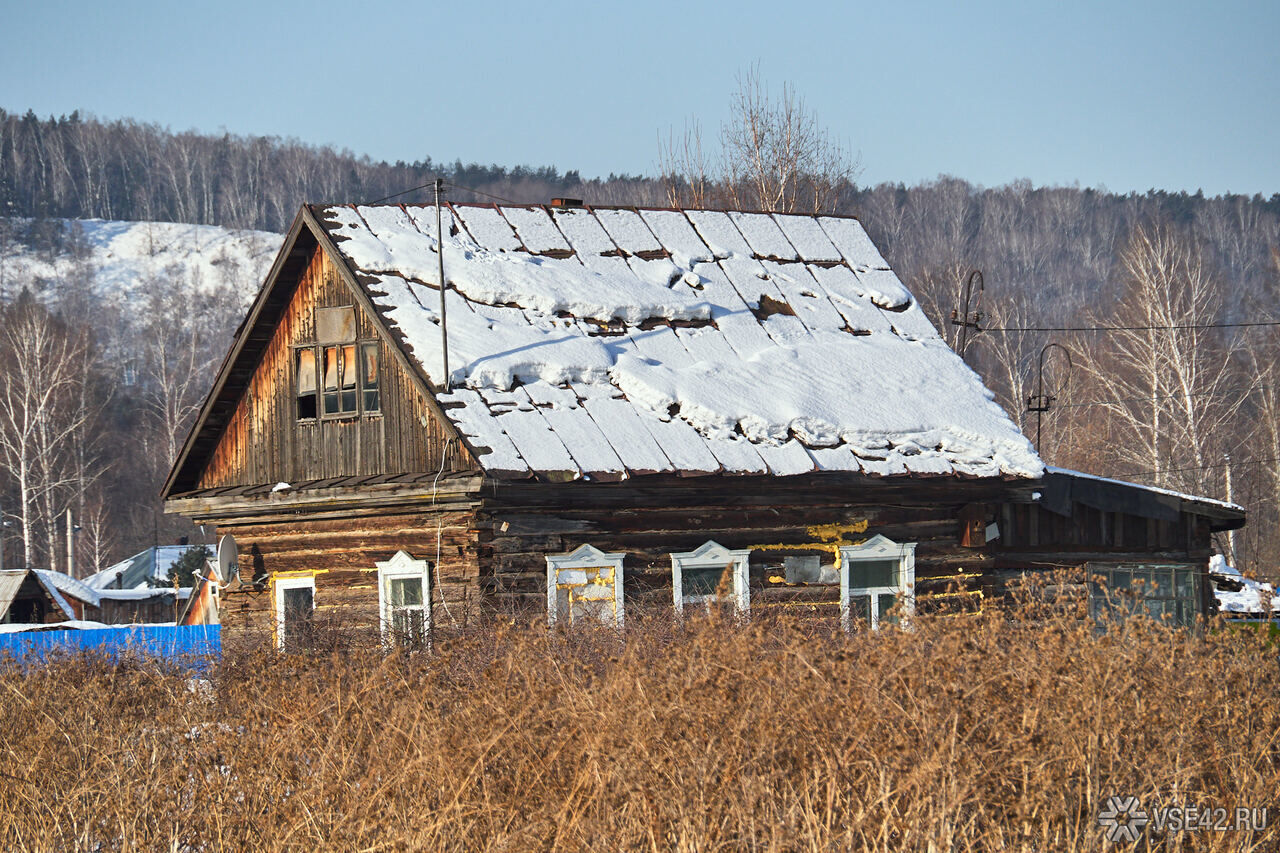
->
[166,213,475,496]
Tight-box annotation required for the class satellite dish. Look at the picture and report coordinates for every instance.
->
[216,534,239,584]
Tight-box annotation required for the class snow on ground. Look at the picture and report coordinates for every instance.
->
[1211,554,1280,615]
[0,218,282,305]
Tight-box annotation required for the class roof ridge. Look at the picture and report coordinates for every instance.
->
[316,200,865,222]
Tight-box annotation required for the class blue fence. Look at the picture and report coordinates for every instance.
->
[0,624,221,672]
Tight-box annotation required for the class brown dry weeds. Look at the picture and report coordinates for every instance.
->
[0,608,1277,852]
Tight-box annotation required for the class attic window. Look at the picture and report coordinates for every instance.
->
[296,309,381,420]
[297,349,317,419]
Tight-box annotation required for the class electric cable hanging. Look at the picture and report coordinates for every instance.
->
[360,179,526,208]
[445,184,524,205]
[360,179,444,206]
[1121,455,1280,480]
[983,320,1280,333]
[1054,382,1277,410]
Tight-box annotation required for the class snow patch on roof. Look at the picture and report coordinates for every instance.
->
[314,203,1043,481]
[33,570,101,608]
[1046,467,1243,512]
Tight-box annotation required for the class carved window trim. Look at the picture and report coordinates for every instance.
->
[838,535,916,631]
[376,550,431,647]
[545,544,625,628]
[669,540,751,615]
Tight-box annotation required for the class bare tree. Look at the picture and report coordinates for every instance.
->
[1076,224,1243,494]
[661,67,861,213]
[0,291,101,568]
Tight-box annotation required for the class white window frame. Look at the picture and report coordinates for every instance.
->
[376,550,431,645]
[839,535,916,631]
[546,544,626,628]
[274,574,316,650]
[670,540,751,615]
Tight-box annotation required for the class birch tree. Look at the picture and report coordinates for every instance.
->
[1078,224,1243,494]
[661,67,860,213]
[0,291,101,568]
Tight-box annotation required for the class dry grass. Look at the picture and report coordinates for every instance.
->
[0,606,1277,852]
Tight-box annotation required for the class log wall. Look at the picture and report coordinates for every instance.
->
[475,476,1217,620]
[214,499,483,644]
[198,473,1224,644]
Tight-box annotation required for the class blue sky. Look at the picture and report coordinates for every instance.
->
[2,0,1277,195]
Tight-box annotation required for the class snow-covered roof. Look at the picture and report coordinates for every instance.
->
[1045,467,1243,513]
[314,203,1042,481]
[96,588,190,601]
[29,572,76,620]
[84,545,202,591]
[32,570,101,608]
[1210,555,1280,615]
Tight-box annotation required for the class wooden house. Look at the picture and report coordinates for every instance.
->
[162,202,1244,646]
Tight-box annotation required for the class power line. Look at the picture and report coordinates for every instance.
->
[444,184,524,205]
[359,180,525,209]
[1053,383,1276,410]
[983,320,1280,333]
[1121,455,1280,479]
[360,180,443,206]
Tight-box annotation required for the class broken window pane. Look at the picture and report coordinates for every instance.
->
[323,346,340,414]
[362,342,380,412]
[296,348,317,419]
[340,344,357,412]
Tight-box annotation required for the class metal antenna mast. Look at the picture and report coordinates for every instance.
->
[434,178,450,392]
[949,270,985,359]
[1026,342,1072,451]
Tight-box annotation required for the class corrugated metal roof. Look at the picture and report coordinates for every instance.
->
[312,203,1043,482]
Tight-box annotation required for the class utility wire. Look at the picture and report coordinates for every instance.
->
[360,179,445,207]
[1122,455,1280,479]
[983,320,1280,333]
[444,184,525,205]
[359,180,525,208]
[1052,383,1277,410]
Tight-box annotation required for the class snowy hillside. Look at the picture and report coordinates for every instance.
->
[0,218,283,306]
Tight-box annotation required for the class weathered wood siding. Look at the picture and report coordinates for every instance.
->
[197,247,471,488]
[215,503,482,641]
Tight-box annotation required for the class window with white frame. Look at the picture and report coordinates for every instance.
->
[376,551,431,647]
[838,536,916,631]
[546,544,625,628]
[670,541,751,615]
[274,574,316,650]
